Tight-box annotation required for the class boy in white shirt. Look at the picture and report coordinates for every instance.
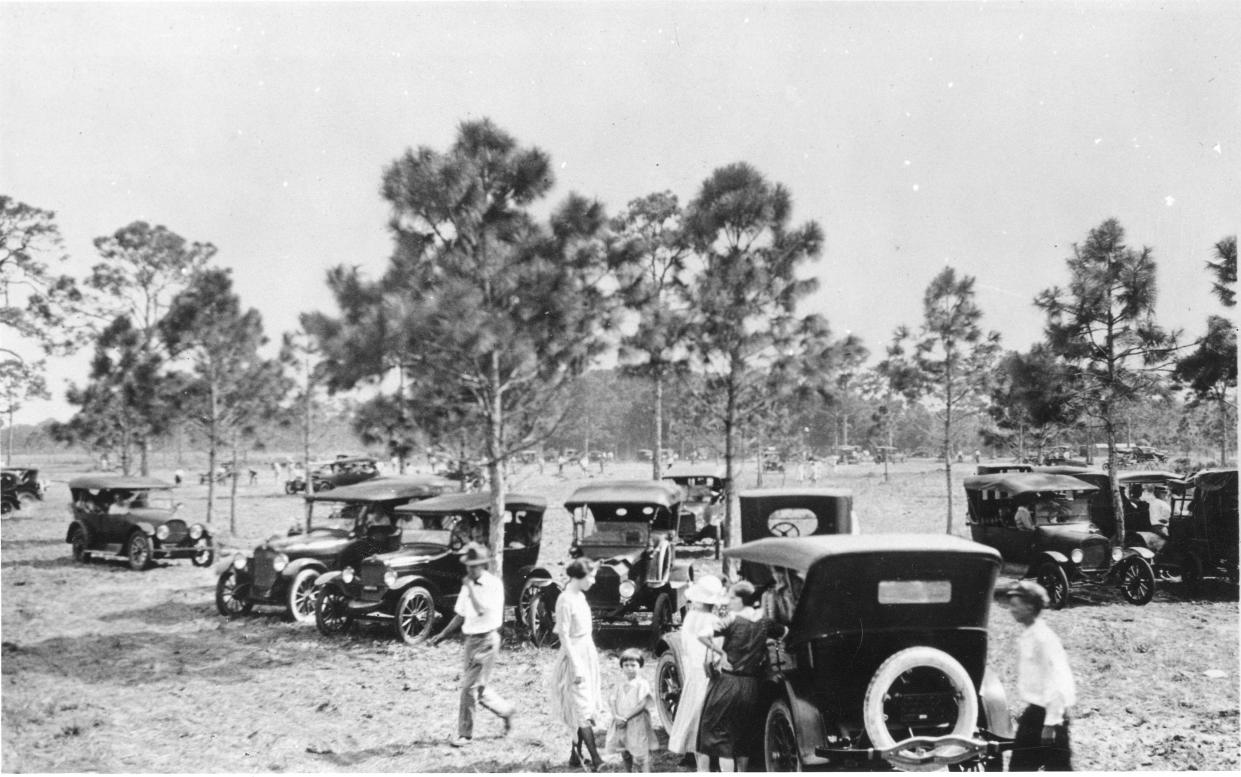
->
[1006,580,1076,771]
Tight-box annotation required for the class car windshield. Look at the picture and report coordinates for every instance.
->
[314,503,372,532]
[119,488,176,511]
[1034,495,1088,524]
[399,512,479,548]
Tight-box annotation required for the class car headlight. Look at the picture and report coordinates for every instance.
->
[342,566,355,584]
[618,581,637,600]
[1070,548,1083,564]
[383,570,397,588]
[155,525,170,541]
[272,553,289,572]
[232,554,247,570]
[1112,547,1123,561]
[189,524,204,540]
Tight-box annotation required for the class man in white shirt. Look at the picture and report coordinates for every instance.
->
[1007,580,1076,771]
[430,542,515,747]
[1013,504,1035,531]
[1140,486,1173,528]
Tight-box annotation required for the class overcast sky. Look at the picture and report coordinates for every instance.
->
[2,2,1238,424]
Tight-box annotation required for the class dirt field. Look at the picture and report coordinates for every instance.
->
[2,459,1237,772]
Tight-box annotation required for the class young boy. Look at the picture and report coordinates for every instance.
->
[1006,580,1076,771]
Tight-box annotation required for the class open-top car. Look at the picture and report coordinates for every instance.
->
[1163,468,1238,592]
[660,534,1015,771]
[526,480,692,648]
[66,475,213,570]
[662,463,728,547]
[964,471,1156,608]
[283,456,380,494]
[313,492,550,642]
[216,476,449,622]
[2,467,45,504]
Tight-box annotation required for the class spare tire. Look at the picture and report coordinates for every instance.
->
[862,646,978,757]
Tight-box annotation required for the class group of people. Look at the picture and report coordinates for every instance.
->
[431,546,1078,772]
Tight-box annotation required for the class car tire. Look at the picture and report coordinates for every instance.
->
[315,587,353,636]
[527,586,559,648]
[126,532,153,571]
[517,577,543,636]
[651,592,675,649]
[286,568,320,623]
[69,523,90,563]
[862,646,978,752]
[1035,562,1070,610]
[1119,556,1155,605]
[654,649,682,731]
[215,567,254,616]
[763,698,803,772]
[394,585,437,644]
[191,538,214,567]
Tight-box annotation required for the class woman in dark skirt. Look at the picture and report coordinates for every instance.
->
[697,580,785,772]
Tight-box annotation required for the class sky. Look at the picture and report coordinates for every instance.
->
[2,2,1238,424]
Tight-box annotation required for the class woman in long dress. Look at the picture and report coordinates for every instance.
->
[548,557,604,769]
[697,580,785,772]
[667,575,727,770]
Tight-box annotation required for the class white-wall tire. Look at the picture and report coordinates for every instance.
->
[862,646,978,757]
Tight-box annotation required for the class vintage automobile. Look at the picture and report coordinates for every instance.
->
[662,463,728,546]
[283,456,380,494]
[2,467,46,503]
[657,534,1015,771]
[964,471,1156,608]
[736,487,860,541]
[2,471,22,515]
[977,463,1033,475]
[216,476,448,622]
[313,492,549,642]
[65,475,213,570]
[836,445,863,465]
[1162,468,1238,592]
[526,480,692,648]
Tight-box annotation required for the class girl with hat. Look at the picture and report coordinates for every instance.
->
[548,557,605,770]
[667,575,727,770]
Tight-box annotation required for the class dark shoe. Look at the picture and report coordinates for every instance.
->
[502,713,514,736]
[569,750,582,768]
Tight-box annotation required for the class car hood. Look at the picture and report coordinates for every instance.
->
[367,543,454,570]
[261,532,353,557]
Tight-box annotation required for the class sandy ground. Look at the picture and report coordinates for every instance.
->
[2,459,1237,772]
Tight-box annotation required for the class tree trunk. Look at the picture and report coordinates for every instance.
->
[229,429,239,535]
[1105,412,1126,544]
[652,364,664,480]
[1220,394,1229,466]
[721,373,737,573]
[487,352,506,581]
[755,425,764,489]
[140,436,150,477]
[303,362,315,531]
[206,380,217,525]
[5,407,13,466]
[943,403,954,535]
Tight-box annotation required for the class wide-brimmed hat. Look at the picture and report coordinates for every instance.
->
[458,542,491,566]
[685,574,729,605]
[1006,579,1049,609]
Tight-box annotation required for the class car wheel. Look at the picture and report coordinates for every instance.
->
[1119,556,1155,605]
[527,587,559,648]
[1035,562,1070,610]
[315,587,353,636]
[764,699,802,772]
[286,568,320,623]
[69,524,90,563]
[191,538,214,567]
[517,577,543,635]
[394,586,437,644]
[654,649,682,731]
[215,567,254,616]
[1180,554,1204,596]
[126,532,153,571]
[862,646,978,751]
[284,482,296,495]
[651,592,675,649]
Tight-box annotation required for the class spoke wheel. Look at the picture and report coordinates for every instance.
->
[286,568,320,623]
[527,587,559,648]
[191,538,214,567]
[517,577,543,635]
[1119,556,1155,605]
[764,699,803,772]
[1035,561,1070,610]
[315,588,353,636]
[215,567,254,616]
[654,650,682,731]
[394,586,437,644]
[126,532,153,571]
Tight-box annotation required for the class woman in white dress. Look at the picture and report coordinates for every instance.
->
[667,575,727,770]
[549,557,604,770]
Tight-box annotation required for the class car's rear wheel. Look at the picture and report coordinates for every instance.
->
[395,586,437,644]
[527,586,559,648]
[1035,562,1070,610]
[286,568,320,623]
[191,538,214,567]
[1119,556,1155,605]
[517,577,543,635]
[126,532,153,571]
[315,588,353,636]
[215,567,254,616]
[654,649,682,731]
[764,699,802,772]
[862,647,978,754]
[69,524,90,563]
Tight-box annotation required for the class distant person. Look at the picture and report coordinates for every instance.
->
[1014,503,1035,531]
[248,467,258,485]
[974,449,981,464]
[797,459,809,483]
[272,461,282,483]
[557,454,566,475]
[1006,581,1076,771]
[810,458,821,484]
[173,468,184,486]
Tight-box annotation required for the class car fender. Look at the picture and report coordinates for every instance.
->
[132,521,157,537]
[393,576,443,604]
[519,564,553,582]
[65,521,89,543]
[668,559,693,585]
[315,570,346,591]
[283,557,327,579]
[1028,550,1069,574]
[653,633,679,658]
[1126,531,1165,553]
[777,680,830,765]
[978,668,1014,738]
[1120,545,1154,561]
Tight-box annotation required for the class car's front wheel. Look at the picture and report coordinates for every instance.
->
[286,568,320,623]
[315,588,353,636]
[126,532,153,571]
[654,649,682,731]
[1035,561,1070,609]
[191,538,214,567]
[394,586,437,644]
[1119,556,1155,605]
[215,568,254,616]
[764,699,803,772]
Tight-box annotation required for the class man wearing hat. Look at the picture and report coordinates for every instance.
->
[1006,580,1076,771]
[430,542,515,746]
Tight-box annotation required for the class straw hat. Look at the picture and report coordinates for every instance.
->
[685,574,729,605]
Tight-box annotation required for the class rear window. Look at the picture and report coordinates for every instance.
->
[767,507,818,537]
[878,580,952,604]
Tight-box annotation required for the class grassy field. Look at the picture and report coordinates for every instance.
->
[2,459,1237,772]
